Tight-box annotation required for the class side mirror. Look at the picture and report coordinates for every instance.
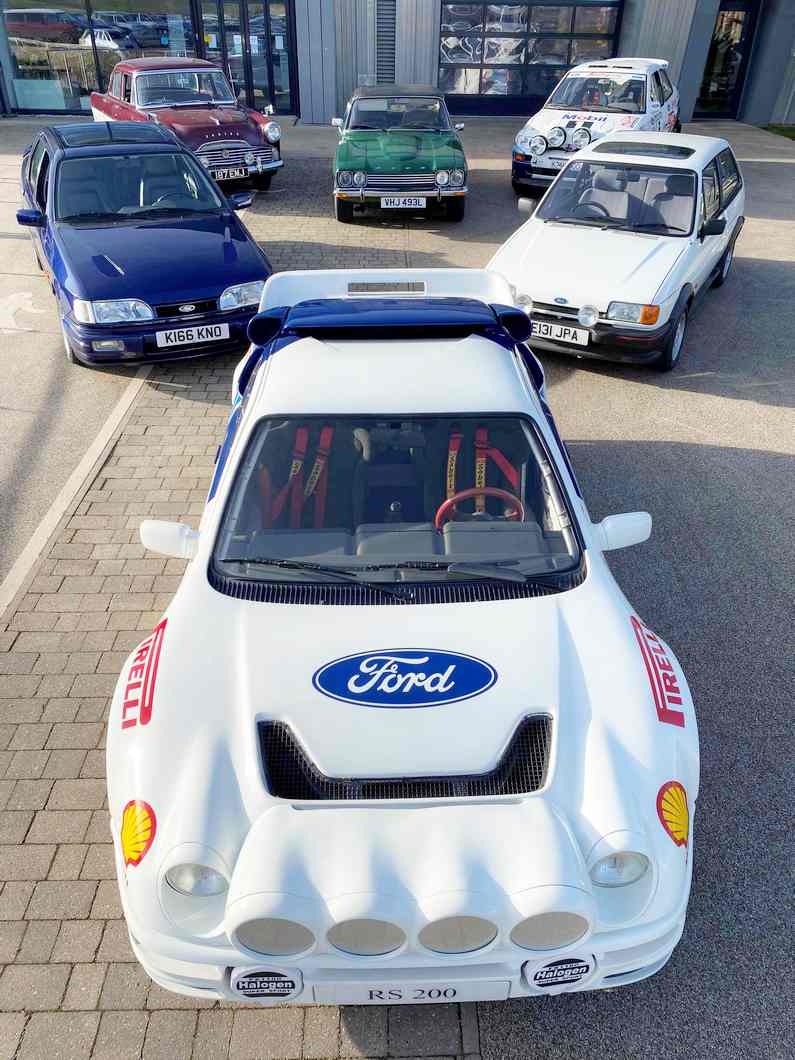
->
[517,197,535,215]
[140,520,198,559]
[593,512,651,552]
[17,208,45,228]
[702,216,726,237]
[228,191,254,210]
[331,117,343,128]
[455,122,465,131]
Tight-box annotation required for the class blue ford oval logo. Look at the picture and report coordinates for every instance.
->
[312,649,497,708]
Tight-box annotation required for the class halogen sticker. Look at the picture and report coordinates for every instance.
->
[630,616,685,728]
[532,956,592,989]
[231,967,302,1000]
[121,619,167,730]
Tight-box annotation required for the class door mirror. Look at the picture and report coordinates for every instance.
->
[140,520,198,559]
[228,191,254,210]
[331,117,343,128]
[517,197,535,215]
[593,512,651,551]
[455,122,465,131]
[17,208,45,228]
[701,216,726,237]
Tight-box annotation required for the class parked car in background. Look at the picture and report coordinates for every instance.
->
[80,25,139,51]
[90,58,283,190]
[16,121,271,367]
[490,132,744,371]
[3,8,85,44]
[512,58,681,197]
[332,85,468,223]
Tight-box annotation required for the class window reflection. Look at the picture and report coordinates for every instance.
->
[481,67,523,94]
[484,37,525,64]
[485,5,527,33]
[441,4,483,34]
[3,0,96,109]
[438,65,480,94]
[440,35,483,64]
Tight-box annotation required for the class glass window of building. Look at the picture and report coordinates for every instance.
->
[439,1,623,113]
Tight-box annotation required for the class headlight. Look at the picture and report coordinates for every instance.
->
[571,127,591,150]
[199,156,211,167]
[219,280,265,311]
[607,301,661,325]
[515,292,533,313]
[450,168,465,187]
[590,851,649,888]
[577,305,599,327]
[244,150,255,165]
[547,126,566,148]
[529,134,548,156]
[264,122,281,143]
[435,169,450,186]
[165,863,228,897]
[337,170,352,188]
[73,298,154,325]
[353,170,366,187]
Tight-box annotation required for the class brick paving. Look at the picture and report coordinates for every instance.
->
[0,138,502,1058]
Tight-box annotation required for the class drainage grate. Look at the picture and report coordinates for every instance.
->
[259,716,552,801]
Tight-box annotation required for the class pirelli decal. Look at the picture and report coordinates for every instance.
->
[121,619,167,730]
[630,616,685,728]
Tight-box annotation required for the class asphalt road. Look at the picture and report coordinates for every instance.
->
[0,113,793,1059]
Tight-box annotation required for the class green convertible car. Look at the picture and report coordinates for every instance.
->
[331,84,468,223]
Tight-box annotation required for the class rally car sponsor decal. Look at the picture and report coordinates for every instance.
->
[230,967,302,1000]
[312,649,497,708]
[121,619,167,730]
[657,780,689,847]
[532,956,593,989]
[120,800,156,867]
[630,616,685,728]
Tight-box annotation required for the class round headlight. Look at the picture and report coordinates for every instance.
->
[353,170,366,187]
[244,151,255,165]
[435,169,450,186]
[547,126,566,148]
[165,863,228,897]
[264,122,281,143]
[589,852,649,889]
[529,134,548,156]
[338,170,352,188]
[577,305,599,327]
[571,127,591,150]
[450,168,465,187]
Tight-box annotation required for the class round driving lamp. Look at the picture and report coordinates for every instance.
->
[547,126,566,148]
[450,168,465,187]
[264,122,281,143]
[165,863,228,897]
[435,169,450,186]
[571,127,592,150]
[338,170,353,188]
[577,305,599,327]
[589,852,649,889]
[244,150,255,165]
[529,134,548,156]
[353,170,366,187]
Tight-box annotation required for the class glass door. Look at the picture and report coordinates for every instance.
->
[267,2,293,112]
[247,3,273,111]
[201,0,247,103]
[694,0,760,118]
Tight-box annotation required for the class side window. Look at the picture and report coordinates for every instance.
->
[35,152,50,212]
[702,159,720,221]
[659,70,674,101]
[122,74,132,103]
[110,72,120,98]
[28,139,46,191]
[717,148,742,208]
[648,74,661,105]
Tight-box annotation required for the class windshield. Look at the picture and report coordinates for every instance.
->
[56,151,224,222]
[547,73,646,114]
[135,69,235,107]
[348,96,450,131]
[536,160,696,236]
[212,415,580,585]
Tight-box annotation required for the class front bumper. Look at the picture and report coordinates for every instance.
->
[528,314,675,365]
[63,306,256,366]
[334,187,467,205]
[512,152,571,189]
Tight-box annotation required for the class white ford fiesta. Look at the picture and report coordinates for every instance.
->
[108,267,699,1006]
[492,131,745,370]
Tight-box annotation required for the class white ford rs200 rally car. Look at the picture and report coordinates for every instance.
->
[513,57,680,197]
[109,267,699,1006]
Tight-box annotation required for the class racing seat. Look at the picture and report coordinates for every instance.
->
[577,169,630,221]
[352,423,426,526]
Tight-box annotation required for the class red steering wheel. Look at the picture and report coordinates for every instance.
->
[434,487,526,530]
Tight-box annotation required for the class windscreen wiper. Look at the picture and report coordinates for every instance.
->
[631,222,688,234]
[219,557,407,597]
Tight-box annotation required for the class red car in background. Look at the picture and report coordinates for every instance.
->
[90,57,283,191]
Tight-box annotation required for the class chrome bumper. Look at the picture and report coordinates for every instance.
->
[334,186,468,202]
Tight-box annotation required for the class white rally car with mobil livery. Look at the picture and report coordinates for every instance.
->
[513,58,680,196]
[108,267,699,1006]
[493,132,745,371]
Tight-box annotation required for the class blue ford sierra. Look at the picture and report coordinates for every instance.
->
[17,121,271,367]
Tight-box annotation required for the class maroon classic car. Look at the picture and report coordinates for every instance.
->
[90,57,283,190]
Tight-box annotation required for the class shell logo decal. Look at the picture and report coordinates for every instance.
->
[657,781,688,847]
[121,800,157,867]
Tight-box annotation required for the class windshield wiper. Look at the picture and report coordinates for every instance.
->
[445,562,527,584]
[630,222,688,234]
[547,217,608,229]
[59,212,121,223]
[219,557,407,597]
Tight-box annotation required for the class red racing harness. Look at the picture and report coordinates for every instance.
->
[447,427,520,512]
[260,426,334,529]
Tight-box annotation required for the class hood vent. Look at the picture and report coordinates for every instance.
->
[259,715,552,801]
[208,568,584,606]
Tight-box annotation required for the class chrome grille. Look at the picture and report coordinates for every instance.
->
[196,141,273,167]
[365,173,437,192]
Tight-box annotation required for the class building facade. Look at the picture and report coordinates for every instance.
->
[1,0,794,126]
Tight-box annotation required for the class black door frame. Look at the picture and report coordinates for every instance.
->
[693,0,762,119]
